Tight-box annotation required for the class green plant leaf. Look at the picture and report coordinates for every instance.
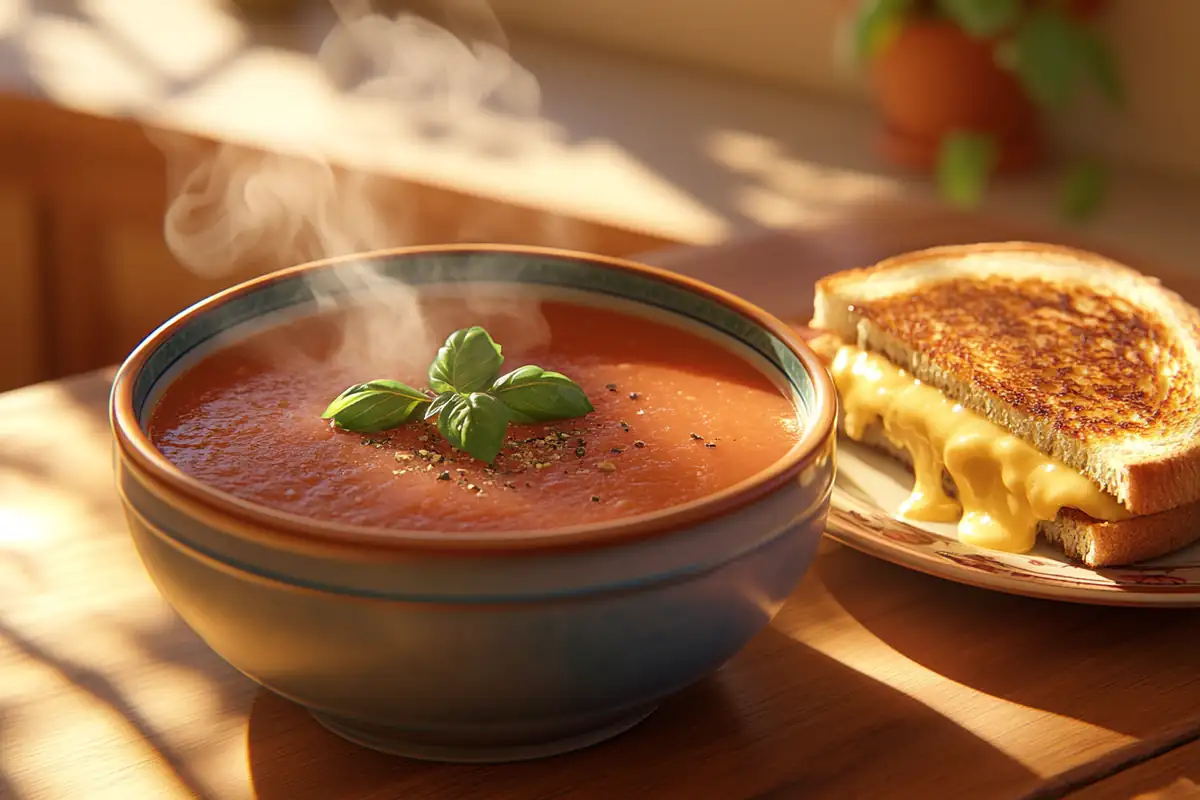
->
[1060,161,1107,221]
[935,0,1021,37]
[1076,31,1124,107]
[321,380,431,432]
[428,326,504,395]
[1011,7,1086,111]
[936,132,999,209]
[852,0,913,63]
[423,391,460,421]
[491,365,594,424]
[437,392,510,464]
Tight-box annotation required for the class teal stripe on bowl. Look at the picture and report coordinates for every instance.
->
[133,251,815,425]
[123,462,826,604]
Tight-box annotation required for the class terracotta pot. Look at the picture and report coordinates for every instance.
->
[1062,0,1110,19]
[870,20,1042,173]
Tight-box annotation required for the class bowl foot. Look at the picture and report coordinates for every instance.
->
[309,704,659,763]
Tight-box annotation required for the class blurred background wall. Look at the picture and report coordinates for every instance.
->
[491,0,1200,177]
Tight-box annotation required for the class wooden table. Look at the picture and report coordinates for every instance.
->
[5,227,1200,800]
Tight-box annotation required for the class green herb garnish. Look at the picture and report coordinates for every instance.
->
[428,326,505,395]
[435,391,512,465]
[491,365,594,424]
[321,326,594,463]
[319,380,431,433]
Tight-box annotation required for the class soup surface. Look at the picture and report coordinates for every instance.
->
[149,294,802,532]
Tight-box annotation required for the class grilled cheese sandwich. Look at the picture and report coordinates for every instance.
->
[830,344,1128,552]
[811,242,1200,567]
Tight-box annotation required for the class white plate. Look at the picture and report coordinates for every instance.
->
[826,438,1200,606]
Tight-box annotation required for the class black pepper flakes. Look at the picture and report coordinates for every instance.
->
[575,446,587,458]
[705,442,717,448]
[633,440,646,448]
[437,471,451,481]
[591,495,601,502]
[606,383,617,392]
[690,432,703,440]
[628,392,640,400]
[610,446,625,454]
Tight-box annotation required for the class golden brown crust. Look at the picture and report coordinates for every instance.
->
[813,241,1200,515]
[814,241,1154,296]
[850,277,1188,440]
[1048,505,1200,568]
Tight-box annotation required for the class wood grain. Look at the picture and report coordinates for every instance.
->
[1065,739,1200,799]
[5,230,1200,799]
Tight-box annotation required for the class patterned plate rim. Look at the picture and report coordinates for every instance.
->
[826,450,1200,608]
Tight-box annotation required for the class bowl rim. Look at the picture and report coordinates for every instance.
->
[110,244,836,555]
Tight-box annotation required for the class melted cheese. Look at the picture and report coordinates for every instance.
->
[830,346,1129,552]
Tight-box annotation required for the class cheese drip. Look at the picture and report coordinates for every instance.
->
[830,346,1129,552]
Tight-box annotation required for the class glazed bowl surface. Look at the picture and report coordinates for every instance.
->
[110,244,836,762]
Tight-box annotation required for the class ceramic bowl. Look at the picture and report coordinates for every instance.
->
[109,245,837,763]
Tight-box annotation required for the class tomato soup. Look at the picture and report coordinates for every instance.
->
[148,295,802,532]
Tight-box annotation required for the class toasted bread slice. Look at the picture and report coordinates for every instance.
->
[812,242,1200,516]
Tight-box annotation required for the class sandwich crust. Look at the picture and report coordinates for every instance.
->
[813,242,1200,515]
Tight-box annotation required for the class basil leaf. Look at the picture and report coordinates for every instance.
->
[437,392,510,464]
[491,365,594,423]
[424,391,460,421]
[428,327,504,395]
[435,393,467,448]
[321,380,430,432]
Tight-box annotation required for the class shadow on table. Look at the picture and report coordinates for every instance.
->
[0,615,247,800]
[819,548,1200,739]
[246,626,1036,800]
[0,367,252,800]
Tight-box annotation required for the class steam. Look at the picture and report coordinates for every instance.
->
[155,0,554,372]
